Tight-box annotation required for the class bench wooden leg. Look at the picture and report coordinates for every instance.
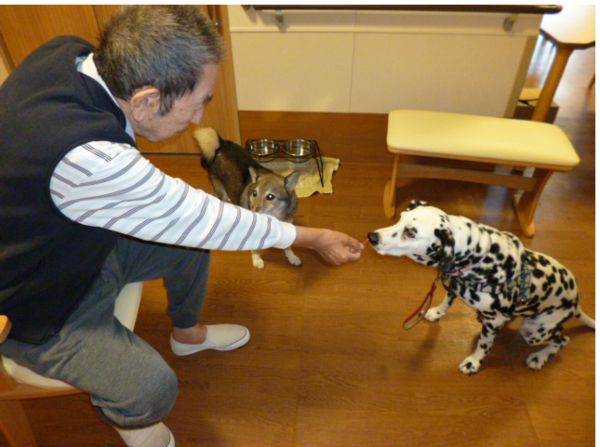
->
[383,154,399,219]
[513,168,553,237]
[0,400,37,446]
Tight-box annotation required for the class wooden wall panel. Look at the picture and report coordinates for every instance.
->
[199,5,241,144]
[0,6,99,67]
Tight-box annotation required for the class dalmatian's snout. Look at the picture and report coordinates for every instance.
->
[367,232,379,246]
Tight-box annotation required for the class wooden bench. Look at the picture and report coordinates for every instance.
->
[384,109,580,237]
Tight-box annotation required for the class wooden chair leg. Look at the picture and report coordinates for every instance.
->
[383,154,399,219]
[0,400,37,447]
[513,168,553,237]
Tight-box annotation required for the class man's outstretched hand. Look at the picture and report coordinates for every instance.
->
[293,227,363,265]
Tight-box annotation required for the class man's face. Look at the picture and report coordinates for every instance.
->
[134,63,219,142]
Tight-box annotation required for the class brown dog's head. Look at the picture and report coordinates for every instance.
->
[242,167,301,222]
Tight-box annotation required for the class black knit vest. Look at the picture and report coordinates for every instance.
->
[0,36,136,344]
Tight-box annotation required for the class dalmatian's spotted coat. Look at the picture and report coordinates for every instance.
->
[368,200,595,375]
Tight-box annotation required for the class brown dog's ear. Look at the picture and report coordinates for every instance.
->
[248,166,259,183]
[407,200,428,211]
[284,171,301,194]
[434,228,455,272]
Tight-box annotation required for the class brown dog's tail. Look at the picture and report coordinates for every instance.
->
[575,305,595,329]
[193,127,220,166]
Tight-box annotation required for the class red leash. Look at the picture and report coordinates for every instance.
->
[364,237,440,329]
[402,273,440,330]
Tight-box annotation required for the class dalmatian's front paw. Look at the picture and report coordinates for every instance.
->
[252,253,265,269]
[424,306,446,322]
[526,352,551,370]
[285,249,303,267]
[458,355,482,375]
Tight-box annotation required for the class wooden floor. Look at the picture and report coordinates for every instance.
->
[10,41,595,446]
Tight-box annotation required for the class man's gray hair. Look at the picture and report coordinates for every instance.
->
[94,5,224,115]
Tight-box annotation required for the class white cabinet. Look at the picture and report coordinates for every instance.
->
[228,6,542,117]
[231,32,354,112]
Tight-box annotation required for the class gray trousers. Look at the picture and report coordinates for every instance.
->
[0,237,210,428]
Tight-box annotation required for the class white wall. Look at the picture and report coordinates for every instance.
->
[228,7,541,117]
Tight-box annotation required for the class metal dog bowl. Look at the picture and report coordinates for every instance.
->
[247,139,278,159]
[284,139,315,160]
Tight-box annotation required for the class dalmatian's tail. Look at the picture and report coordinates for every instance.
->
[575,305,595,329]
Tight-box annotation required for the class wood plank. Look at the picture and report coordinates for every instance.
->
[396,162,537,191]
[0,401,37,446]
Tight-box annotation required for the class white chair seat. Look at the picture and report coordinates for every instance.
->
[2,282,143,389]
[387,109,580,169]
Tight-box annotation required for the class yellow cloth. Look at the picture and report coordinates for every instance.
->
[258,156,340,198]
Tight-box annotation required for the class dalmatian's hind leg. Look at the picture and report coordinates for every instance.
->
[520,309,573,370]
[525,333,570,370]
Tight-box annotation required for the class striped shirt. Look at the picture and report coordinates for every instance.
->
[49,53,296,251]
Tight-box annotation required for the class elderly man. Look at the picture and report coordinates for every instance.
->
[0,6,362,446]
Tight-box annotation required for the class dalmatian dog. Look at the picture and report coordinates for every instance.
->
[367,200,595,375]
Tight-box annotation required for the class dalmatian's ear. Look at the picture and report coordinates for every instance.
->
[407,200,428,211]
[434,228,455,272]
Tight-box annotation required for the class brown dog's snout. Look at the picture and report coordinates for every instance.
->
[367,232,379,246]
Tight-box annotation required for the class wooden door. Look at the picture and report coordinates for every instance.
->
[0,5,240,152]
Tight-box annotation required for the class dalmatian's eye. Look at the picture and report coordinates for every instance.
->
[402,227,417,239]
[252,190,258,197]
[266,193,275,201]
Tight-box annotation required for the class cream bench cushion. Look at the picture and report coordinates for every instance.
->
[387,109,580,170]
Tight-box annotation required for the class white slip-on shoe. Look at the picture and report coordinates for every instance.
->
[170,324,250,356]
[115,422,174,447]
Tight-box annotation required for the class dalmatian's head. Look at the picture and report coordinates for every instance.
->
[368,200,456,270]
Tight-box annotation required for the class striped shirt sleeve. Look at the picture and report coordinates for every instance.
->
[50,141,297,251]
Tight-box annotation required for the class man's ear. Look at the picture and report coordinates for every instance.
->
[129,87,161,122]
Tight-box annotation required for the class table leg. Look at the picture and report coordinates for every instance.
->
[383,154,399,219]
[531,46,574,122]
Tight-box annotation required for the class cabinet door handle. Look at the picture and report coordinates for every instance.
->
[503,13,518,33]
